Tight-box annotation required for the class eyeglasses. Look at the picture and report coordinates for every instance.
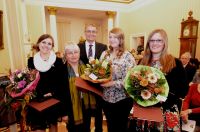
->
[85,30,97,34]
[149,39,163,43]
[66,51,79,56]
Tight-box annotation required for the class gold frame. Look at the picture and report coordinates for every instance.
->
[97,0,134,4]
[0,10,3,49]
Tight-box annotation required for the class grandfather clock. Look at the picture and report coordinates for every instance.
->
[180,11,199,58]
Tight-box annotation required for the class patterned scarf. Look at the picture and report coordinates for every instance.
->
[67,61,96,125]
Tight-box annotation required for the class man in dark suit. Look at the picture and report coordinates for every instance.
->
[180,52,197,95]
[78,24,107,132]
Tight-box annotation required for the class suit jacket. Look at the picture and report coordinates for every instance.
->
[78,41,107,64]
[185,63,197,84]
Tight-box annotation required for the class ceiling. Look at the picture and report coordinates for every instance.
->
[44,0,153,20]
[55,7,107,19]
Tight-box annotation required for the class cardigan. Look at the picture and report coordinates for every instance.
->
[182,83,200,114]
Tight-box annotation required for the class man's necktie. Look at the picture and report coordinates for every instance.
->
[88,44,93,58]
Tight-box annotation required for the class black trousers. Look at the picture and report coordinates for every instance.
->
[103,97,133,132]
[82,95,103,132]
[94,95,103,132]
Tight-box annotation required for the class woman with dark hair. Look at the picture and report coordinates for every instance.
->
[139,29,187,131]
[27,34,71,132]
[100,28,136,132]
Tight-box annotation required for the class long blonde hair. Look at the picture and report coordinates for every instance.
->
[140,29,176,73]
[107,27,125,58]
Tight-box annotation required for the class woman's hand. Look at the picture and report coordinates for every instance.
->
[181,109,191,123]
[62,116,69,123]
[100,81,115,88]
[44,92,52,97]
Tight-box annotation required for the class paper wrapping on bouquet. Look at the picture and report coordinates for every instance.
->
[132,103,163,122]
[10,72,40,98]
[80,74,111,83]
[28,98,60,112]
[75,77,103,96]
[124,65,169,107]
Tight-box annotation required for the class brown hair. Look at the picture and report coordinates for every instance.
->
[108,27,125,58]
[140,29,176,73]
[35,34,54,51]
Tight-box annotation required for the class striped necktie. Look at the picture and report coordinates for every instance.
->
[88,44,93,58]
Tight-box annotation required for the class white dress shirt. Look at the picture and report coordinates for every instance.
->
[85,41,95,58]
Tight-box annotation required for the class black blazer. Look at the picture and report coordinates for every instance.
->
[163,58,188,110]
[185,63,197,84]
[78,41,107,64]
[28,57,72,116]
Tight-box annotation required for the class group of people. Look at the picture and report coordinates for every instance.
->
[25,23,200,132]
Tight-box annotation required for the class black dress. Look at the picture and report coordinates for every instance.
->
[27,57,71,130]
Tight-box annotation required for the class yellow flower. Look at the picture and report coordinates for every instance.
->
[24,94,30,103]
[140,78,148,87]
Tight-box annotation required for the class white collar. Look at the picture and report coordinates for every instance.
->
[33,51,56,72]
[86,41,95,46]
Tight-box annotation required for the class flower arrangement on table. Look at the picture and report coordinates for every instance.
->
[125,65,169,107]
[4,68,40,111]
[81,58,111,83]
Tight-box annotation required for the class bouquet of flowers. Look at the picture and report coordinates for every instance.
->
[125,65,169,107]
[4,68,40,110]
[81,58,111,83]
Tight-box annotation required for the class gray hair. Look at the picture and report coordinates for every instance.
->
[63,42,80,64]
[181,52,191,59]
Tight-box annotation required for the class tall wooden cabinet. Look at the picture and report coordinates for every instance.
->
[179,11,199,58]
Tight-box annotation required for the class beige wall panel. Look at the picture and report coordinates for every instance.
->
[26,5,45,44]
[0,0,11,74]
[119,0,200,59]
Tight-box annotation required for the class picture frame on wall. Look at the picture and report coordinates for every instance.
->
[0,10,3,49]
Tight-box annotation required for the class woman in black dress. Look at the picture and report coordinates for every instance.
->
[27,34,71,132]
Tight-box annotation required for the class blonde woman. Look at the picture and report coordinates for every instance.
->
[100,28,136,132]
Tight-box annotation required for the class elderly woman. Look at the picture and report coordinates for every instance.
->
[62,43,96,132]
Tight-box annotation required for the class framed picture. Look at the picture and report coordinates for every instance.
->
[0,10,3,49]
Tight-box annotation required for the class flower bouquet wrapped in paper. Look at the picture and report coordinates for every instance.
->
[5,69,40,110]
[81,58,111,83]
[125,65,169,107]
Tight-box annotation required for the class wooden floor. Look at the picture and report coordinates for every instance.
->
[57,117,107,132]
[1,117,107,132]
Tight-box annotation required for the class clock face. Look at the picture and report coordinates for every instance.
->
[183,26,190,37]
